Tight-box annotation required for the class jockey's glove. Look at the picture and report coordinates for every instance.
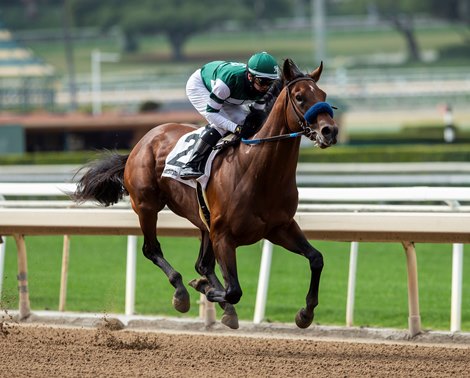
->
[234,125,243,136]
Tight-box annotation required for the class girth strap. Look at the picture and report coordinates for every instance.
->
[196,182,211,231]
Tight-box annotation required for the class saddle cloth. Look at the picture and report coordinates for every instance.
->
[163,127,238,230]
[162,128,219,190]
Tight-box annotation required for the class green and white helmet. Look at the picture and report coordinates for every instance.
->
[247,52,279,79]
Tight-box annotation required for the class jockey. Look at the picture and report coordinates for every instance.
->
[179,51,279,180]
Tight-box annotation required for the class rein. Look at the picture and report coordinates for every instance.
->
[241,131,304,145]
[241,77,334,145]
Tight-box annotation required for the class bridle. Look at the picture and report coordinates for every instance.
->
[284,76,317,138]
[242,76,334,145]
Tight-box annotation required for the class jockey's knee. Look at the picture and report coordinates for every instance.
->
[203,125,224,143]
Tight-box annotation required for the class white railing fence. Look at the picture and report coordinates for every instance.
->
[3,162,470,186]
[1,182,469,336]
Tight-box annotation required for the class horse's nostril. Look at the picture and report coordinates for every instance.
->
[321,126,332,137]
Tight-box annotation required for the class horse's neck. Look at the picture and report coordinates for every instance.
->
[239,96,300,184]
[257,93,289,139]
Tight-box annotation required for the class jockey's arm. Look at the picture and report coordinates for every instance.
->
[205,108,238,133]
[251,100,266,111]
[205,80,238,133]
[205,100,265,135]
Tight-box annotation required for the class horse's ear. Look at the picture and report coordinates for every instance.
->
[309,61,323,82]
[282,59,301,83]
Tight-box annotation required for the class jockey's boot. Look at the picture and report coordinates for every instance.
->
[179,127,222,180]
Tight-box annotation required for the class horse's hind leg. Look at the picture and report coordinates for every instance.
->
[137,205,190,313]
[267,220,324,329]
[189,231,239,329]
[210,235,243,306]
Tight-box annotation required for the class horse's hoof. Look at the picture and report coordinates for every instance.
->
[221,313,239,329]
[188,278,209,294]
[206,289,226,303]
[221,304,239,329]
[172,288,190,313]
[295,308,313,329]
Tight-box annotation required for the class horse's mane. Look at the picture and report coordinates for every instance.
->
[263,58,306,115]
[242,59,306,138]
[262,78,283,115]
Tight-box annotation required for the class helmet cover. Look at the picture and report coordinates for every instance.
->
[247,52,279,79]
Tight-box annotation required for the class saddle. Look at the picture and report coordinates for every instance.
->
[162,129,240,230]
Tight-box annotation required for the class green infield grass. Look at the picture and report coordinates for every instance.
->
[1,235,468,332]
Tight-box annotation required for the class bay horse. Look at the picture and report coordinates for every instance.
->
[73,58,338,329]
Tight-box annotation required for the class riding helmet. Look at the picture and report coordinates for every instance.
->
[247,52,279,79]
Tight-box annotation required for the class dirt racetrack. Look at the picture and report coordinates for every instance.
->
[1,316,469,378]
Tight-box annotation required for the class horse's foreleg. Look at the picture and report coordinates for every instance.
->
[138,207,190,313]
[190,231,239,329]
[267,220,324,329]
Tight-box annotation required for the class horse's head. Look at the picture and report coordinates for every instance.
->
[281,59,338,149]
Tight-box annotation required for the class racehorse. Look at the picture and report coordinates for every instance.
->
[73,58,338,329]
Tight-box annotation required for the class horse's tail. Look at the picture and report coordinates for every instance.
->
[72,150,129,207]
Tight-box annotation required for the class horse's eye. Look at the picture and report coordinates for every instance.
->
[295,94,303,102]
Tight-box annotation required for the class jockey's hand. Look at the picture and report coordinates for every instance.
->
[235,109,265,139]
[234,125,243,137]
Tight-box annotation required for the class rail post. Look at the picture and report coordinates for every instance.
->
[346,241,359,327]
[0,236,5,298]
[253,240,273,324]
[451,243,463,332]
[14,234,31,319]
[125,235,138,316]
[59,235,70,311]
[402,241,421,337]
[199,293,216,326]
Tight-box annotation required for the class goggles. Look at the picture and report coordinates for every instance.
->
[254,76,275,87]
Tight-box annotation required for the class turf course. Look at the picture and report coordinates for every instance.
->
[1,235,468,332]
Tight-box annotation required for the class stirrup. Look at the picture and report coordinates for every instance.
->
[179,165,203,180]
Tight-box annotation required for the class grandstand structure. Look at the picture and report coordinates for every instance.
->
[0,21,55,111]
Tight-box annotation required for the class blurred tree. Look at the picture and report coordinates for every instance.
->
[71,0,255,61]
[428,0,470,24]
[1,0,63,28]
[239,0,293,21]
[364,0,429,62]
[354,0,469,62]
[71,0,298,60]
[20,0,38,19]
[2,0,300,63]
[428,0,470,42]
